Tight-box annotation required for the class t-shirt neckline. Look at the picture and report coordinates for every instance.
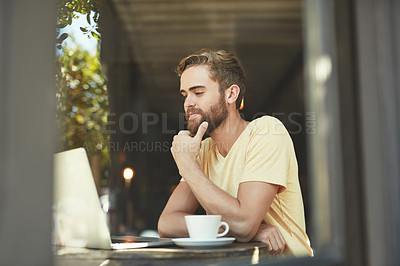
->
[213,120,253,160]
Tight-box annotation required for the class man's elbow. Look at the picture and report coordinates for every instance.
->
[236,231,257,242]
[158,230,168,238]
[157,215,168,238]
[157,225,166,238]
[234,221,258,242]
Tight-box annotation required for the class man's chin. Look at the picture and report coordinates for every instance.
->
[190,115,210,134]
[187,121,201,136]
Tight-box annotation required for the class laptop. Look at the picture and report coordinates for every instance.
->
[53,147,174,250]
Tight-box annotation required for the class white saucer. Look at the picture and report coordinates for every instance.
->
[172,237,235,248]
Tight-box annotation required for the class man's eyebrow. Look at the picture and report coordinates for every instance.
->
[179,85,205,93]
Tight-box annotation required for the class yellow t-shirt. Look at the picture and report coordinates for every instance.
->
[195,116,312,257]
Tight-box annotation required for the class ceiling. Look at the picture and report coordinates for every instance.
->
[108,0,304,120]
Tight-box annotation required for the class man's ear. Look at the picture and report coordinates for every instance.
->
[225,85,240,105]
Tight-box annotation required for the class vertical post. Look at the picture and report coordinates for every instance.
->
[0,0,55,264]
[304,0,346,257]
[355,0,400,265]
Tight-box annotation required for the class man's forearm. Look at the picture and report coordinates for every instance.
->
[179,158,258,241]
[158,211,191,238]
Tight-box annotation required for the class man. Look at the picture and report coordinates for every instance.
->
[158,49,313,257]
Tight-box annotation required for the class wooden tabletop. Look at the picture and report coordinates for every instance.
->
[54,242,270,266]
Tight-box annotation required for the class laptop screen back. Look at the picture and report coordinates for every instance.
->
[53,147,112,249]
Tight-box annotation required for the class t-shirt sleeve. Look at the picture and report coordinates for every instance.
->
[240,117,293,193]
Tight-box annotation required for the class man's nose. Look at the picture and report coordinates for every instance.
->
[184,94,195,109]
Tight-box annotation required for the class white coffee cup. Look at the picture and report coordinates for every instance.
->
[185,215,229,240]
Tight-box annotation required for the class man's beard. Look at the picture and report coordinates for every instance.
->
[186,95,228,136]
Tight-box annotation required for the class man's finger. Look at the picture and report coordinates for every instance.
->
[275,230,286,250]
[178,130,190,136]
[273,234,284,254]
[268,238,277,253]
[195,121,208,140]
[267,239,273,252]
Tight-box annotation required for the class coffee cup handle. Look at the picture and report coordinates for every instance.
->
[217,221,229,237]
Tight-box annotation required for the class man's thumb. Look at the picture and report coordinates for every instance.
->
[195,121,208,139]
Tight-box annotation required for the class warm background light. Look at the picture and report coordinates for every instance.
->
[239,97,244,110]
[123,167,134,181]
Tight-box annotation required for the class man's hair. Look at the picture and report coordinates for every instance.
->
[176,48,246,109]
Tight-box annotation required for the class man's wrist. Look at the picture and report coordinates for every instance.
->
[178,156,200,178]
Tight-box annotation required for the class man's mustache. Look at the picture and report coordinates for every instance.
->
[185,108,204,120]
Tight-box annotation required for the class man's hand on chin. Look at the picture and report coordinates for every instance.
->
[171,121,208,174]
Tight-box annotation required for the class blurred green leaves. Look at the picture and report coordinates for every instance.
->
[56,39,110,186]
[56,0,100,47]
